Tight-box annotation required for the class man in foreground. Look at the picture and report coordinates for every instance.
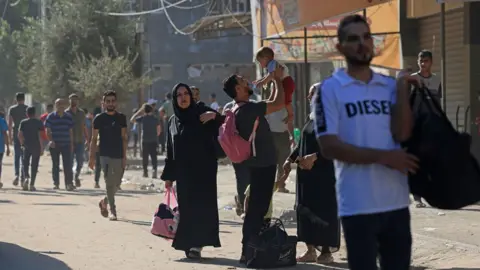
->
[314,15,419,270]
[89,90,127,221]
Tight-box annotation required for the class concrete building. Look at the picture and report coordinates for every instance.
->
[144,0,255,106]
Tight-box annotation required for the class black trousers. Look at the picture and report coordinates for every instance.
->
[94,151,102,184]
[341,208,412,270]
[23,148,41,186]
[233,162,250,208]
[142,141,158,173]
[242,165,276,245]
[50,145,73,187]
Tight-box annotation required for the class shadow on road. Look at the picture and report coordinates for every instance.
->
[436,268,480,270]
[219,220,243,227]
[176,257,349,269]
[118,218,151,226]
[0,242,72,270]
[0,199,15,203]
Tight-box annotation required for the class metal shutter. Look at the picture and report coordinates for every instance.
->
[418,9,466,130]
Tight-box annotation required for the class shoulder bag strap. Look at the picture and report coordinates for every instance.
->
[248,117,259,157]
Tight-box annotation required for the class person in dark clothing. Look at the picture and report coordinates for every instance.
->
[158,108,166,155]
[161,83,225,260]
[18,107,44,191]
[8,92,28,185]
[92,106,103,188]
[222,67,285,263]
[130,103,160,178]
[282,85,340,264]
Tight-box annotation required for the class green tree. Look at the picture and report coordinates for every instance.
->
[0,20,24,100]
[15,0,149,104]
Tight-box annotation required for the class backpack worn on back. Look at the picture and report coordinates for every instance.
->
[218,103,259,163]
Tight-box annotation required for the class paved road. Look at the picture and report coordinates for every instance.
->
[0,155,479,270]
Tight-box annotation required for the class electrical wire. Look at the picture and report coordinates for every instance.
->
[95,0,191,16]
[160,0,215,35]
[162,0,208,10]
[2,0,10,19]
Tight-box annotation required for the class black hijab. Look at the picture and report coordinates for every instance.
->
[172,83,198,123]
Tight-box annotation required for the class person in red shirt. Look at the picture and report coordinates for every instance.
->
[40,104,54,149]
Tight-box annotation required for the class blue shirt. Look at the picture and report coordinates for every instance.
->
[0,117,7,153]
[314,69,409,217]
[45,112,74,146]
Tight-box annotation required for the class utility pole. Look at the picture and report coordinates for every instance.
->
[133,0,144,108]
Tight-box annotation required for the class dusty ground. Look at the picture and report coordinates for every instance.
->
[1,155,480,270]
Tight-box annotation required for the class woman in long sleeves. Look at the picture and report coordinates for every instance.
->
[161,83,225,260]
[283,84,340,264]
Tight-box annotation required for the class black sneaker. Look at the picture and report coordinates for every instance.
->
[94,183,100,189]
[29,185,36,191]
[143,172,148,178]
[53,184,60,190]
[75,179,81,188]
[13,177,19,186]
[152,170,157,179]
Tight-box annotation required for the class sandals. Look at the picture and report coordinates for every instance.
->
[185,249,201,260]
[416,202,426,208]
[296,251,317,263]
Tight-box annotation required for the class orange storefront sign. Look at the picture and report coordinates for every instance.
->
[257,0,401,69]
[264,0,393,37]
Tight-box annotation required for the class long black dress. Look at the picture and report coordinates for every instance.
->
[291,118,340,251]
[161,84,224,251]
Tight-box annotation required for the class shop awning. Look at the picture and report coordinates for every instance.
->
[181,12,251,40]
[263,0,392,38]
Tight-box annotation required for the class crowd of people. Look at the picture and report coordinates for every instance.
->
[0,13,443,270]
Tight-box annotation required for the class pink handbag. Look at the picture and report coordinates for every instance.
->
[150,188,179,239]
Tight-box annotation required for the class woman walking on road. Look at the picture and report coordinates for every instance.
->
[161,83,225,260]
[283,84,340,264]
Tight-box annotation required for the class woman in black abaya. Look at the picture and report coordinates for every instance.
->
[161,83,225,260]
[282,84,340,264]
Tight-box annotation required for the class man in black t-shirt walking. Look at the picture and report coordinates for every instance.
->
[89,90,127,221]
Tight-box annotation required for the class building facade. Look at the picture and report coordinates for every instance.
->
[145,0,255,106]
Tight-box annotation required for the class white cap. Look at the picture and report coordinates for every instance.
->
[147,98,157,105]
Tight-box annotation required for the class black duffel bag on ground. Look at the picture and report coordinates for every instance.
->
[244,218,297,269]
[404,87,480,209]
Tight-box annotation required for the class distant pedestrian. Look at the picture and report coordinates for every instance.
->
[45,98,75,191]
[209,93,220,111]
[67,93,88,187]
[130,103,161,178]
[40,104,54,151]
[160,92,174,120]
[8,92,28,186]
[18,106,44,191]
[0,109,10,189]
[130,108,140,157]
[92,106,103,189]
[89,90,127,221]
[158,108,166,155]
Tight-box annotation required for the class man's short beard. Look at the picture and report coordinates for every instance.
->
[345,55,372,67]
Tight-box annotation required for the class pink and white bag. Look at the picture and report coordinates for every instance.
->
[150,188,179,239]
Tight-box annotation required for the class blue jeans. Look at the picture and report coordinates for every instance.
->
[50,144,73,186]
[71,142,84,177]
[13,134,23,178]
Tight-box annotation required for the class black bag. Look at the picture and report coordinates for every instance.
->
[404,87,480,209]
[245,219,297,269]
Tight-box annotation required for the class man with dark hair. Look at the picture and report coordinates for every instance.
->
[412,50,442,106]
[18,106,43,191]
[40,104,54,150]
[67,93,88,187]
[222,68,285,263]
[130,103,160,178]
[160,92,174,120]
[191,86,204,105]
[8,92,27,186]
[209,93,220,111]
[89,90,128,221]
[315,14,419,270]
[46,98,75,191]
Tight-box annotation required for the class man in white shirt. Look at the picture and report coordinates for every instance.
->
[209,93,220,111]
[314,14,419,270]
